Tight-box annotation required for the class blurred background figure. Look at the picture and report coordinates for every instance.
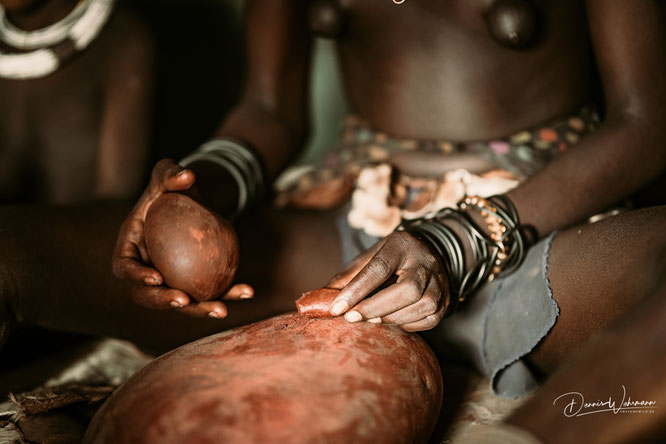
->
[0,0,154,204]
[0,2,246,441]
[0,0,340,204]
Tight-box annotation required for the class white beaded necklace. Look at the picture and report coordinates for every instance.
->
[0,0,115,80]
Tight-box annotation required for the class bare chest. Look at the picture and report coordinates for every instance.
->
[311,0,564,47]
[0,48,104,150]
[309,0,592,140]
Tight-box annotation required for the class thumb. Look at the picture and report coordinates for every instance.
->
[151,159,196,193]
[134,159,196,220]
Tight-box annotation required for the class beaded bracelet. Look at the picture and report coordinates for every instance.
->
[459,195,511,275]
[460,194,534,278]
[398,194,534,316]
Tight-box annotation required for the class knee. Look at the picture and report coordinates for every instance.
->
[636,205,666,270]
[593,205,666,261]
[609,205,666,296]
[641,205,666,241]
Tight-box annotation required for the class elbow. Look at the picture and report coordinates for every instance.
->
[243,90,310,144]
[606,103,666,171]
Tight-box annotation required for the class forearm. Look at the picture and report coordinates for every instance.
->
[401,119,666,305]
[0,205,128,330]
[509,117,666,237]
[186,99,309,215]
[219,95,308,178]
[182,0,311,216]
[0,204,234,352]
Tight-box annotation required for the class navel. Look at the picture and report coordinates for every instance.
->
[484,0,539,49]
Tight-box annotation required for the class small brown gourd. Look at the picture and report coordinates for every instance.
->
[144,193,239,301]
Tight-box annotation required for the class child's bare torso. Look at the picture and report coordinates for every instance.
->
[0,47,103,203]
[326,0,594,141]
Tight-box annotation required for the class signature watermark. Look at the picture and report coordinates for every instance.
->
[554,385,657,417]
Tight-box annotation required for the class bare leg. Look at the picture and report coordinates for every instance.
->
[506,279,666,444]
[0,204,341,353]
[526,206,666,374]
[235,206,343,313]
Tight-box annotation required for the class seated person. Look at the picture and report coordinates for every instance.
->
[113,0,666,399]
[0,0,665,440]
[0,0,154,204]
[0,0,154,417]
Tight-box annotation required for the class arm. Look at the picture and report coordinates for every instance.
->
[184,0,313,214]
[326,0,666,330]
[96,11,155,200]
[509,0,666,236]
[113,0,313,317]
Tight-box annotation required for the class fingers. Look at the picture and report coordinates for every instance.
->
[221,283,254,301]
[114,256,163,286]
[177,301,229,319]
[173,283,254,318]
[151,158,196,193]
[327,230,450,331]
[131,285,191,310]
[112,220,161,284]
[379,276,443,325]
[343,267,430,322]
[176,283,257,318]
[400,303,447,332]
[131,281,252,318]
[326,239,385,289]
[330,245,403,316]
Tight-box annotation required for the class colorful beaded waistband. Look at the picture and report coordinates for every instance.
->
[336,105,600,179]
[275,105,601,210]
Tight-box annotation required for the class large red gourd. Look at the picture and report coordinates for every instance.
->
[144,193,239,301]
[84,312,443,443]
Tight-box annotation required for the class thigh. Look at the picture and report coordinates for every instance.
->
[526,206,666,374]
[235,206,343,313]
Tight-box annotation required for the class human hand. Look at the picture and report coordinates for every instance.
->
[112,159,253,318]
[325,231,450,331]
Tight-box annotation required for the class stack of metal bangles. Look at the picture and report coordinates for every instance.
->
[179,138,265,221]
[398,194,535,316]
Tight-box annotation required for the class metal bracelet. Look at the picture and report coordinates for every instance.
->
[398,194,533,316]
[179,138,265,220]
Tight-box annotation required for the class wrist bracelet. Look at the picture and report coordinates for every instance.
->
[179,138,265,220]
[398,194,534,316]
[459,195,510,274]
[459,194,534,278]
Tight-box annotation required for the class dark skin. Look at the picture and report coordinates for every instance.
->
[114,0,666,357]
[0,0,153,204]
[505,263,666,444]
[0,4,663,440]
[0,0,661,387]
[0,204,340,353]
[101,2,666,439]
[2,0,662,439]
